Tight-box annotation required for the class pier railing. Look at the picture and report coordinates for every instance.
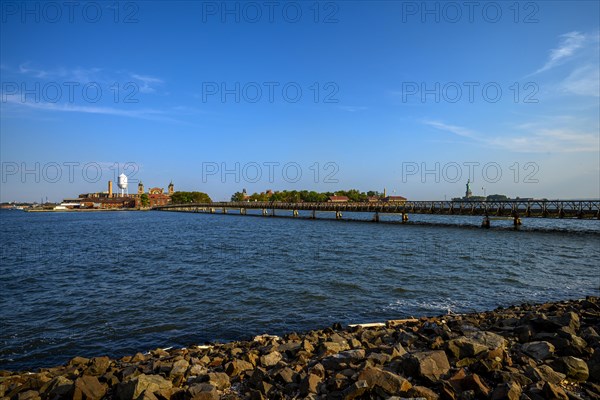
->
[155,199,600,219]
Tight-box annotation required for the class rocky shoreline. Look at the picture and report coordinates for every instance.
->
[1,297,599,399]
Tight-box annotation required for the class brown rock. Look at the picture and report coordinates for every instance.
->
[447,337,488,359]
[188,383,218,400]
[115,374,173,400]
[86,356,111,376]
[42,376,73,398]
[322,349,366,370]
[73,375,106,400]
[300,373,322,395]
[170,359,189,377]
[260,351,282,367]
[357,366,412,394]
[69,356,90,367]
[225,359,254,376]
[342,380,369,399]
[526,364,566,385]
[491,381,522,400]
[543,381,569,400]
[461,373,490,397]
[137,389,159,400]
[274,367,295,384]
[407,385,440,400]
[17,390,40,400]
[553,356,589,382]
[207,372,230,390]
[319,341,349,355]
[404,350,451,382]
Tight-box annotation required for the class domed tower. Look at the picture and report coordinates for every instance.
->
[168,181,174,195]
[138,181,144,195]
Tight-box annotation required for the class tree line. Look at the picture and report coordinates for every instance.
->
[170,191,212,203]
[231,189,385,203]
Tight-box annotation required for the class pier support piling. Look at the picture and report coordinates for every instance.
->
[482,215,491,228]
[311,210,316,219]
[514,216,522,228]
[373,212,380,222]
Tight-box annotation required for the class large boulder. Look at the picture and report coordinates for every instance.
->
[260,351,282,367]
[225,359,254,376]
[86,357,111,376]
[72,376,106,400]
[553,356,589,382]
[357,366,412,394]
[403,351,451,382]
[115,374,173,400]
[522,341,555,360]
[447,337,488,359]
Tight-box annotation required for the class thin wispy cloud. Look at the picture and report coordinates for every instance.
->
[422,120,477,139]
[560,64,600,97]
[424,120,598,153]
[1,93,169,121]
[131,74,164,93]
[534,31,586,75]
[7,63,164,95]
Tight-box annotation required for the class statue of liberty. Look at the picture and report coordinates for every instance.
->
[465,179,472,199]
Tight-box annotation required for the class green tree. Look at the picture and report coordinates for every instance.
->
[171,191,212,204]
[140,193,149,207]
[231,192,245,201]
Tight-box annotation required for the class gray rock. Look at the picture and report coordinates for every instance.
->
[43,376,73,398]
[522,341,555,360]
[465,330,508,351]
[322,349,366,370]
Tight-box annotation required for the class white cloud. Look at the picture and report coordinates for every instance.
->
[131,74,164,93]
[424,120,599,153]
[1,93,167,120]
[422,120,477,138]
[534,31,587,74]
[561,64,600,97]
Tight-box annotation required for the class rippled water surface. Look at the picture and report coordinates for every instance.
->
[1,210,599,370]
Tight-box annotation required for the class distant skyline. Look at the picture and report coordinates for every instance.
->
[1,1,599,202]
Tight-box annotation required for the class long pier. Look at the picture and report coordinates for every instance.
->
[154,199,600,228]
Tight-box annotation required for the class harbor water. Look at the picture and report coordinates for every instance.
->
[0,210,598,370]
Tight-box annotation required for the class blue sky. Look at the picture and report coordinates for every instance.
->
[1,1,599,202]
